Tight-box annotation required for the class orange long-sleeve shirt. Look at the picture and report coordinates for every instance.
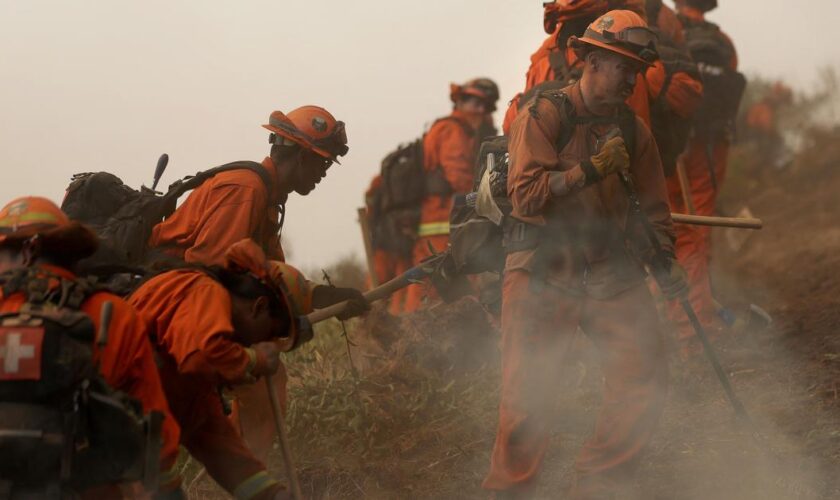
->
[149,157,285,266]
[129,269,255,386]
[0,264,181,486]
[506,83,674,299]
[417,110,480,235]
[128,268,281,499]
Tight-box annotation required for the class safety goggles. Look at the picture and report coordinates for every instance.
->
[311,121,349,158]
[585,26,659,63]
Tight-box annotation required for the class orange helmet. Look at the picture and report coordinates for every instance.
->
[569,10,658,66]
[262,105,349,163]
[267,260,314,352]
[224,239,315,350]
[449,78,500,111]
[0,196,98,260]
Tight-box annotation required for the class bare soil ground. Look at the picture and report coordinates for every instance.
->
[182,127,840,499]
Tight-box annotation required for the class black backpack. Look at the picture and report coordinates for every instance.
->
[680,16,747,139]
[375,117,471,258]
[377,139,426,257]
[0,268,162,494]
[62,161,271,275]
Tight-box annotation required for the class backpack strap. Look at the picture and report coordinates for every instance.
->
[534,89,638,159]
[548,22,586,85]
[0,268,100,310]
[645,0,663,28]
[165,161,271,201]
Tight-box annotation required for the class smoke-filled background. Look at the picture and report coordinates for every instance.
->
[4,2,840,499]
[1,0,839,267]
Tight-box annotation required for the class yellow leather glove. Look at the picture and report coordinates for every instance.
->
[582,135,630,183]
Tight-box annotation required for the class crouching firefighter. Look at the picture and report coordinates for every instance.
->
[0,197,181,498]
[483,11,687,499]
[128,239,311,500]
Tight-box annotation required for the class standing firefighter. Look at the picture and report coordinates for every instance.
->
[667,0,745,352]
[0,197,181,497]
[745,81,793,168]
[403,78,499,312]
[484,11,686,499]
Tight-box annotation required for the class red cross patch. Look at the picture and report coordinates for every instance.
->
[0,326,44,380]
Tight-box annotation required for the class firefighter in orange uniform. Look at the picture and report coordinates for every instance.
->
[403,78,499,312]
[745,81,793,167]
[484,11,685,498]
[0,197,182,496]
[666,0,742,351]
[502,0,652,135]
[364,174,410,314]
[129,239,310,500]
[148,106,349,265]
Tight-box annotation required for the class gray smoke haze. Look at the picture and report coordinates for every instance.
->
[1,0,838,269]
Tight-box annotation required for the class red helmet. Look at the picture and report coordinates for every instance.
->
[449,78,500,111]
[262,105,349,163]
[0,196,97,260]
[569,10,658,66]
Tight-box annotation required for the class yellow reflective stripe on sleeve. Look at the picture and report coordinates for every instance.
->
[233,471,280,500]
[0,211,61,228]
[417,221,450,237]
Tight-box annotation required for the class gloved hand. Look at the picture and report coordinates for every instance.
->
[249,341,281,378]
[583,135,630,183]
[659,261,689,300]
[312,285,370,320]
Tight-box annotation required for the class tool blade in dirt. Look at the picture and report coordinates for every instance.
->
[152,153,169,191]
[615,168,754,427]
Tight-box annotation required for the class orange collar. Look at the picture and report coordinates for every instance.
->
[260,156,284,203]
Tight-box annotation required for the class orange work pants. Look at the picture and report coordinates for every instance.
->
[229,364,289,464]
[371,248,411,315]
[666,137,730,342]
[403,234,449,313]
[483,270,668,499]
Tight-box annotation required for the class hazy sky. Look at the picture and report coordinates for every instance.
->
[2,1,839,269]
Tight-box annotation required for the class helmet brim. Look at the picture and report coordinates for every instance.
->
[262,124,340,163]
[570,36,655,67]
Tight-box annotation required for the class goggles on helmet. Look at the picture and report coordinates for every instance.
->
[311,120,349,158]
[584,26,659,63]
